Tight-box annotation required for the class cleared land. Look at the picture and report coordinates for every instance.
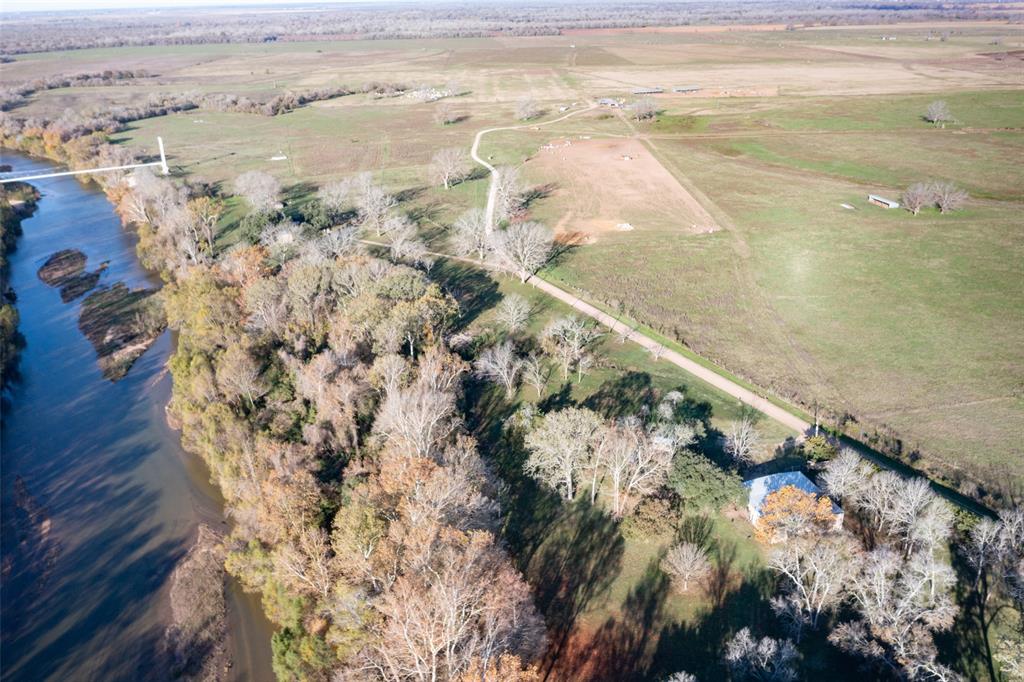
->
[527,137,718,240]
[4,21,1021,491]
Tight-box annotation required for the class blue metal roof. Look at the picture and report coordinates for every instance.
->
[744,471,841,522]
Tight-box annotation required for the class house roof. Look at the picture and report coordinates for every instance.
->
[744,471,841,522]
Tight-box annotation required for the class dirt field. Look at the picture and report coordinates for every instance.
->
[526,138,718,240]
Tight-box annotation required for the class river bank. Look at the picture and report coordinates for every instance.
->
[0,151,274,681]
[0,180,37,388]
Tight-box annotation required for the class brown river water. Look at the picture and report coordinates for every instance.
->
[0,152,275,681]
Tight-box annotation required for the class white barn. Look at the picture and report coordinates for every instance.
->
[744,471,843,528]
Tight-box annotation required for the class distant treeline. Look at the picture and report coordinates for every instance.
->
[0,1,1015,54]
[0,70,151,111]
[0,84,378,147]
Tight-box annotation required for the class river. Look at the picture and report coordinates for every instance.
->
[0,152,275,681]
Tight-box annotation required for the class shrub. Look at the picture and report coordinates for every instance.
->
[802,435,839,463]
[668,449,745,511]
[621,496,679,541]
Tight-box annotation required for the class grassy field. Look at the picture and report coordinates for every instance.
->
[536,88,1023,491]
[3,22,1021,492]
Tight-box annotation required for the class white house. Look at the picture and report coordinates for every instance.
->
[744,471,843,529]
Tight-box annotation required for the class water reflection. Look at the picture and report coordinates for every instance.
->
[0,153,273,681]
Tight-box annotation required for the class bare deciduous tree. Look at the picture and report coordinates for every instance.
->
[389,227,433,270]
[216,341,268,409]
[515,98,541,121]
[233,170,280,214]
[901,182,934,215]
[317,178,351,213]
[662,542,710,592]
[187,196,223,253]
[924,100,954,127]
[724,415,760,466]
[494,165,525,221]
[357,181,398,236]
[830,547,958,680]
[542,315,602,381]
[492,221,554,283]
[967,517,1002,586]
[375,384,458,457]
[820,448,873,504]
[932,181,968,213]
[368,532,545,681]
[522,354,549,397]
[450,208,492,261]
[272,525,339,601]
[430,147,470,190]
[260,219,305,261]
[724,628,800,682]
[474,341,523,398]
[243,276,288,337]
[524,407,602,501]
[597,418,676,516]
[768,537,853,633]
[632,97,657,121]
[434,100,460,126]
[309,225,361,261]
[162,203,206,268]
[661,674,698,682]
[496,294,531,333]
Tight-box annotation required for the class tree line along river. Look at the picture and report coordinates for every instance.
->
[0,151,274,681]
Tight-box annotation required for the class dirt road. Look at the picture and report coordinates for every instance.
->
[528,277,811,433]
[470,104,597,232]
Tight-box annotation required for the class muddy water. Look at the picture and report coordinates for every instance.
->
[0,152,275,681]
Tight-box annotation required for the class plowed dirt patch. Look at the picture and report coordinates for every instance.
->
[527,138,718,239]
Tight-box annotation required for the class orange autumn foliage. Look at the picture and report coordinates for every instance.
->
[756,484,836,543]
[457,654,543,682]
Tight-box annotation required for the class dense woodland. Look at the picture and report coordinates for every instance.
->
[1,70,1022,681]
[0,1,1018,55]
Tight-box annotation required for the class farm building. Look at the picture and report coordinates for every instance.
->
[868,194,900,209]
[597,98,620,107]
[673,85,702,93]
[744,471,843,528]
[632,87,664,94]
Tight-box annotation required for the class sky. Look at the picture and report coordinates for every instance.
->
[2,0,404,12]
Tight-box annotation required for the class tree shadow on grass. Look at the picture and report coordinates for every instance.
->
[462,165,489,183]
[545,239,578,271]
[406,199,443,228]
[935,547,1001,681]
[394,186,426,204]
[530,498,625,680]
[538,381,575,413]
[568,557,672,681]
[521,182,558,211]
[282,181,317,212]
[743,455,808,480]
[647,562,777,681]
[677,514,715,550]
[428,259,500,330]
[583,372,656,420]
